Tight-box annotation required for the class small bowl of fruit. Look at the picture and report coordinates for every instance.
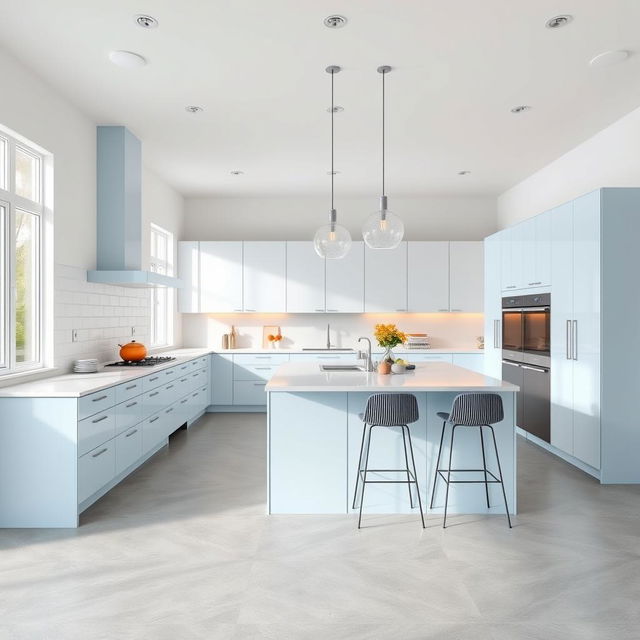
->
[391,358,408,374]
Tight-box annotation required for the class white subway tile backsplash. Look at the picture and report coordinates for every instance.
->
[54,263,151,372]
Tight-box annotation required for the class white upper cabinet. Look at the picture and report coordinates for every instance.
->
[364,243,408,312]
[200,241,243,312]
[325,241,364,313]
[449,241,484,312]
[286,242,325,313]
[177,241,200,313]
[407,242,449,312]
[483,234,502,377]
[533,210,552,288]
[243,241,286,312]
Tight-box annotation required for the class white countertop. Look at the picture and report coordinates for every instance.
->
[266,362,518,393]
[215,347,483,354]
[0,348,212,398]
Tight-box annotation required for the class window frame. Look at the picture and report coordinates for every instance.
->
[0,128,49,377]
[149,223,174,348]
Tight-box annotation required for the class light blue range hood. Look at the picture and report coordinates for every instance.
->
[87,126,182,288]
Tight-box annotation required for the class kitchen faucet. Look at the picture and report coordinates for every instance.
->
[358,337,375,372]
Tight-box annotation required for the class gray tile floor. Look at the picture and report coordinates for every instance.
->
[2,413,640,639]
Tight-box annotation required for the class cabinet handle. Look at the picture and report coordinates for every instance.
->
[92,415,109,424]
[149,376,159,382]
[180,365,188,370]
[318,356,340,359]
[573,320,578,361]
[254,356,271,359]
[314,308,325,312]
[166,407,173,414]
[395,309,407,312]
[166,384,174,389]
[92,395,107,403]
[451,309,463,312]
[180,398,188,404]
[233,309,243,312]
[521,365,549,373]
[192,392,199,398]
[326,309,339,312]
[125,401,137,408]
[566,320,572,360]
[245,309,256,312]
[438,309,449,313]
[125,384,137,390]
[254,367,272,370]
[92,447,108,458]
[254,383,265,386]
[149,416,159,423]
[180,378,188,383]
[149,391,159,397]
[502,360,520,367]
[506,285,516,290]
[125,428,138,437]
[528,281,542,286]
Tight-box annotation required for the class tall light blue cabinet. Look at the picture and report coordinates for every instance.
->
[485,188,640,483]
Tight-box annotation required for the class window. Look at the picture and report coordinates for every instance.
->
[150,223,174,347]
[0,129,49,376]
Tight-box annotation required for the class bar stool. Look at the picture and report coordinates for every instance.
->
[352,393,425,529]
[429,393,512,529]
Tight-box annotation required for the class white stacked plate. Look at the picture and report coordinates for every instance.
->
[73,359,99,374]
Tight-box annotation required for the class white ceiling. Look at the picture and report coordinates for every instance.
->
[1,0,640,198]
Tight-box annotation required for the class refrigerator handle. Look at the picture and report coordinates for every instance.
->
[573,320,578,361]
[566,320,572,360]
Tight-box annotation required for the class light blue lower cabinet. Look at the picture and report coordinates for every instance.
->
[78,439,116,504]
[212,354,233,404]
[404,353,453,364]
[115,426,143,475]
[269,392,348,513]
[233,380,267,405]
[142,411,167,456]
[114,397,143,434]
[78,410,116,457]
[451,353,485,374]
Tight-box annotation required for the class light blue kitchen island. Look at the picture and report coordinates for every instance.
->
[266,362,518,517]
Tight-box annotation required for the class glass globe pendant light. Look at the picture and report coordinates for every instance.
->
[314,65,352,259]
[362,65,404,249]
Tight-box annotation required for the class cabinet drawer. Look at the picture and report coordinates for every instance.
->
[78,387,115,421]
[163,366,178,379]
[404,353,453,363]
[142,411,166,455]
[78,439,116,503]
[233,363,279,381]
[114,379,143,405]
[163,402,182,437]
[175,361,191,375]
[142,372,164,392]
[142,386,167,418]
[233,380,267,405]
[233,353,289,365]
[197,356,209,368]
[114,397,143,435]
[188,369,206,390]
[115,426,142,475]
[78,410,116,457]
[163,380,180,405]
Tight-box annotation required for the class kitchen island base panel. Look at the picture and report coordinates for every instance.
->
[268,391,516,516]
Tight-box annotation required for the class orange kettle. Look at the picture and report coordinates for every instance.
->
[118,340,147,362]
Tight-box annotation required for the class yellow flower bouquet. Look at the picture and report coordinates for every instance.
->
[374,324,407,362]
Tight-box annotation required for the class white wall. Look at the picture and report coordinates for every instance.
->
[184,195,497,241]
[498,105,640,228]
[182,313,484,352]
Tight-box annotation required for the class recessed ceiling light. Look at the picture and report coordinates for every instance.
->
[185,105,203,113]
[458,170,471,176]
[327,170,340,175]
[326,106,344,113]
[135,14,158,29]
[324,15,347,29]
[109,50,147,68]
[589,50,630,68]
[510,105,532,114]
[546,15,573,29]
[230,170,244,175]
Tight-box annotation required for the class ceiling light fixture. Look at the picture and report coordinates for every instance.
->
[135,14,158,29]
[324,15,347,29]
[109,50,147,68]
[230,170,244,175]
[589,50,630,68]
[362,66,404,250]
[314,66,351,260]
[458,170,471,176]
[326,105,344,113]
[545,15,573,29]
[510,105,532,114]
[185,105,203,113]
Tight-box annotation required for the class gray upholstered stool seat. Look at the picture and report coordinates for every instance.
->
[353,393,425,529]
[430,393,512,529]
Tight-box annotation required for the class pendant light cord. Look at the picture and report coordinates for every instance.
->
[382,68,385,198]
[331,68,335,210]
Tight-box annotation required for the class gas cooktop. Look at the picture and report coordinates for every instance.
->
[105,356,177,367]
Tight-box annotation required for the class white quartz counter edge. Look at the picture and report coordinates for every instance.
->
[0,348,213,398]
[265,362,518,393]
[214,347,483,354]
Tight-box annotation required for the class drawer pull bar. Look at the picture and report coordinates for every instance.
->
[254,367,272,370]
[254,356,271,359]
[254,383,265,386]
[180,378,188,383]
[149,416,160,423]
[192,393,198,398]
[92,395,108,402]
[180,398,188,404]
[125,401,137,408]
[125,384,137,390]
[125,428,138,437]
[149,391,159,397]
[92,447,108,458]
[92,415,109,424]
[166,407,174,414]
[166,384,174,389]
[149,376,159,382]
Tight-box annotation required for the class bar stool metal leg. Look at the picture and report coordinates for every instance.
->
[400,424,415,508]
[429,419,447,509]
[488,425,512,529]
[479,426,490,509]
[443,424,457,529]
[403,425,425,528]
[357,425,374,530]
[352,422,369,510]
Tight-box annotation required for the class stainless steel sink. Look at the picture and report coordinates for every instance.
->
[303,348,355,352]
[320,364,364,372]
